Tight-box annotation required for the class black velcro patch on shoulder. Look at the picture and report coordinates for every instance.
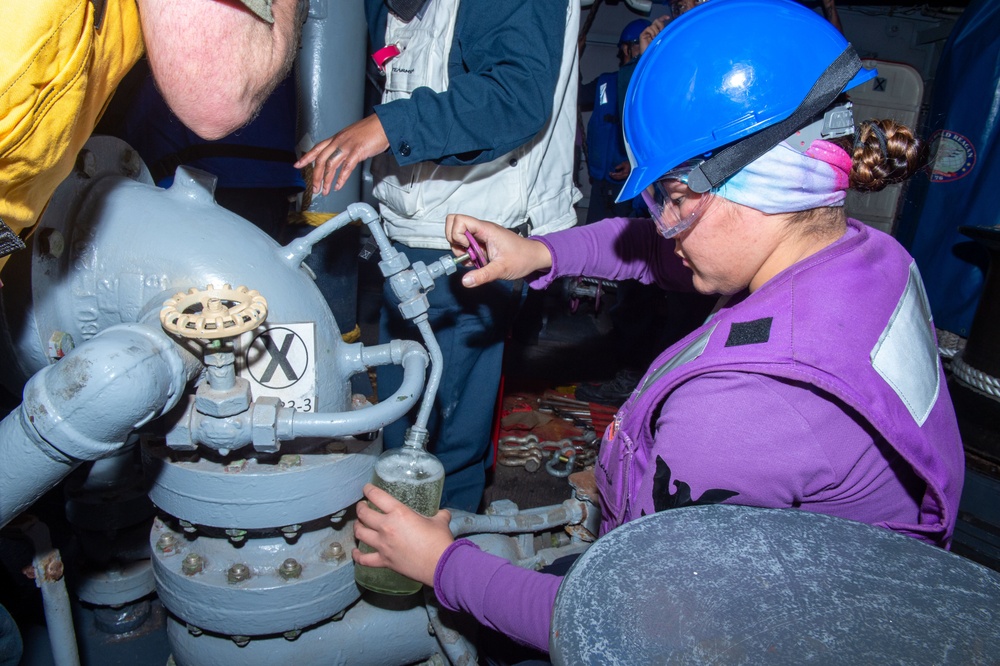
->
[725,317,773,347]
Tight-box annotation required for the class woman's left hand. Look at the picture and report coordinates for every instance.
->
[353,484,454,587]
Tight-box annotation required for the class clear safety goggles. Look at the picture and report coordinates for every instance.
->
[641,160,717,239]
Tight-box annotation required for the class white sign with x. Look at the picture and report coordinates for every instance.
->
[236,322,317,413]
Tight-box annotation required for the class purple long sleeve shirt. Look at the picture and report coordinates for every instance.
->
[432,217,961,652]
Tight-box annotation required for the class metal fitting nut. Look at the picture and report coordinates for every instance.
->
[278,558,302,580]
[47,331,74,361]
[251,397,282,453]
[156,533,178,554]
[165,396,199,451]
[279,454,301,470]
[38,229,66,259]
[227,563,251,584]
[194,376,252,418]
[321,542,346,563]
[182,553,204,576]
[43,556,65,582]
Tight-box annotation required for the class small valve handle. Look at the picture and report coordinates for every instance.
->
[464,231,488,269]
[160,284,267,339]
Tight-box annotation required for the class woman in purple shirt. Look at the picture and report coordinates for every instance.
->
[351,0,965,654]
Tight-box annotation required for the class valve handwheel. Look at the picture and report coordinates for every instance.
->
[160,284,268,339]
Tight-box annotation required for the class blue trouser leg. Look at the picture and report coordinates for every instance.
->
[377,245,521,513]
[0,602,22,666]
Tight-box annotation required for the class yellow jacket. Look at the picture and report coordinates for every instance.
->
[0,0,143,274]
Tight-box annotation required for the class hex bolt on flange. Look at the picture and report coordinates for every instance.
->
[156,533,179,554]
[284,630,302,641]
[278,558,302,580]
[227,563,251,584]
[231,635,251,648]
[321,542,346,562]
[182,553,204,576]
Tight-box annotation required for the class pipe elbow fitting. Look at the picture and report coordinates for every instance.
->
[22,324,198,461]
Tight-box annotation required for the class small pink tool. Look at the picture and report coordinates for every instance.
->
[464,231,488,268]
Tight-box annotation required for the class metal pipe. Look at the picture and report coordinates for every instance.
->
[448,499,587,537]
[348,202,397,261]
[282,203,395,269]
[406,315,444,448]
[0,409,75,529]
[17,517,81,666]
[171,339,429,450]
[278,339,428,439]
[1,324,201,527]
[281,208,356,267]
[424,588,478,665]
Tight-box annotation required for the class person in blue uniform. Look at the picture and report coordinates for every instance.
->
[580,19,649,224]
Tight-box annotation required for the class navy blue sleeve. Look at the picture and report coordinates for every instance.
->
[373,0,568,166]
[366,0,388,50]
[579,76,598,114]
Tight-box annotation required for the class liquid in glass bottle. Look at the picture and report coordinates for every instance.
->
[354,444,445,595]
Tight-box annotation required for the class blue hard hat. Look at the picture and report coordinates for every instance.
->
[619,19,651,45]
[617,0,878,201]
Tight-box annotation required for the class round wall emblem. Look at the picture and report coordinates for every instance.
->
[928,129,976,183]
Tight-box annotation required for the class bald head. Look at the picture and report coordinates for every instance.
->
[138,0,306,139]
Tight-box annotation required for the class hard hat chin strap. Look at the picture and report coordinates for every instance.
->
[687,45,864,194]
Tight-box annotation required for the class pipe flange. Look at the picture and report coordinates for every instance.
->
[160,284,267,339]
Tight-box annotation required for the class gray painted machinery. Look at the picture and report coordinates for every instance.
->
[0,136,597,665]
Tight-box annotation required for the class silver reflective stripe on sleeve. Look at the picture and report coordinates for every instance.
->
[871,261,941,426]
[637,324,717,396]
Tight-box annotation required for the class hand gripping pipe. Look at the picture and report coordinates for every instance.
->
[0,324,201,527]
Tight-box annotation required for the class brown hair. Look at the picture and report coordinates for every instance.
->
[831,119,927,193]
[784,119,926,236]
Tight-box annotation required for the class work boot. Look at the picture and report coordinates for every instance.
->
[574,368,644,407]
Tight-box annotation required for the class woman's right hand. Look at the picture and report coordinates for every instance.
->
[445,214,553,288]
